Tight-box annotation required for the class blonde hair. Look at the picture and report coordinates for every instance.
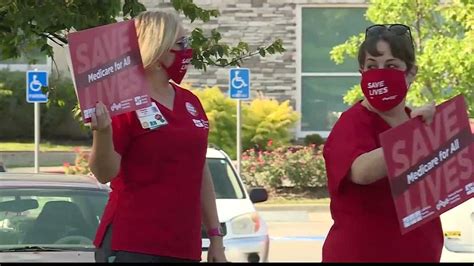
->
[134,11,181,69]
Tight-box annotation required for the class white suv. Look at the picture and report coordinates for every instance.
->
[104,147,270,262]
[440,122,474,262]
[440,198,474,262]
[202,147,270,263]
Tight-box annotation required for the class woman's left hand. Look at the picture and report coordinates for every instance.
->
[411,102,436,125]
[207,242,227,263]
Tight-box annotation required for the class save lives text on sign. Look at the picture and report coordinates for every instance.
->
[67,20,151,123]
[380,95,474,234]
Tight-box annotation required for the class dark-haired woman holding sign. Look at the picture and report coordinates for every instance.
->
[322,24,443,262]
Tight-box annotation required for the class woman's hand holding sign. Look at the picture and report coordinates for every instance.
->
[89,101,121,184]
[351,102,438,186]
[410,102,436,125]
[91,102,112,132]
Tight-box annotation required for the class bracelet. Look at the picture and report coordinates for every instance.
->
[207,227,224,237]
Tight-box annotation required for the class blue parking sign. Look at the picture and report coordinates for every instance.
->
[26,70,48,103]
[229,68,250,99]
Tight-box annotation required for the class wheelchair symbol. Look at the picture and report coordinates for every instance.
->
[231,71,248,89]
[29,75,43,92]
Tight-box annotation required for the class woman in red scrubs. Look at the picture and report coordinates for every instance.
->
[322,24,443,262]
[88,11,226,263]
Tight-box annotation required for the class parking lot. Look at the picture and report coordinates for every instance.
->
[258,205,474,263]
[262,209,330,262]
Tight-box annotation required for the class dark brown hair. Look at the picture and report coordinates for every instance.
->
[358,30,415,71]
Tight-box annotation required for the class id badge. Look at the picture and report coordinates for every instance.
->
[136,102,168,130]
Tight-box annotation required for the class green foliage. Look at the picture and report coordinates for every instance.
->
[242,98,299,152]
[241,145,327,190]
[304,133,325,146]
[0,0,123,62]
[0,70,87,140]
[329,33,365,66]
[283,146,326,189]
[0,70,33,139]
[171,0,219,23]
[0,0,285,71]
[190,85,237,159]
[187,84,299,159]
[241,149,285,189]
[122,0,147,18]
[42,76,87,139]
[342,84,364,106]
[330,0,474,116]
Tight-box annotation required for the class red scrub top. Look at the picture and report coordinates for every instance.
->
[94,83,209,261]
[322,101,443,262]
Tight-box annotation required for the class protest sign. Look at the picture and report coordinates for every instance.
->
[68,20,151,123]
[380,95,474,234]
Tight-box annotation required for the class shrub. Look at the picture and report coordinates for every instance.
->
[242,98,299,152]
[64,147,91,175]
[283,145,326,188]
[241,144,327,190]
[188,83,299,159]
[241,147,286,189]
[304,133,325,146]
[190,85,237,159]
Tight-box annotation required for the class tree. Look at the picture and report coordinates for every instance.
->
[0,0,285,70]
[330,0,473,116]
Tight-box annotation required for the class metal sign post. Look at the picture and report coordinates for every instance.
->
[34,102,40,173]
[229,68,250,175]
[26,70,49,174]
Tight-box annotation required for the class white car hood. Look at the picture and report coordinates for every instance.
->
[216,199,256,222]
[0,251,94,262]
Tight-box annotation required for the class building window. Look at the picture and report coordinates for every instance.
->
[298,6,371,138]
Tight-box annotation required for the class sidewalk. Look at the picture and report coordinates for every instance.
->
[256,203,329,213]
[256,203,331,223]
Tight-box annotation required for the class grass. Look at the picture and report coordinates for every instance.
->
[0,141,91,152]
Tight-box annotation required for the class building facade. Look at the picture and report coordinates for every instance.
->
[2,0,372,139]
[143,0,371,139]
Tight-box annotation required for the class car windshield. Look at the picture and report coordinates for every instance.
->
[207,158,245,199]
[0,188,108,251]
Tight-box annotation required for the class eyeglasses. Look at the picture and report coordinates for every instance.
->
[365,24,413,43]
[175,36,192,50]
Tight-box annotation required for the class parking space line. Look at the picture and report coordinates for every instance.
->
[270,236,326,242]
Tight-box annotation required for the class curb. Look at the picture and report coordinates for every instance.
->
[256,204,330,212]
[0,151,77,168]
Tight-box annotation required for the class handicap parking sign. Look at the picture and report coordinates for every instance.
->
[26,70,48,103]
[229,68,250,100]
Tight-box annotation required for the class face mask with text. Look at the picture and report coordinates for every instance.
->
[162,48,193,84]
[360,68,408,112]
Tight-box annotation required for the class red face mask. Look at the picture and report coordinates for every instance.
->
[360,68,408,112]
[162,48,193,84]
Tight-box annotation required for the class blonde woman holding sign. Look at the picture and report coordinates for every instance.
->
[89,11,226,263]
